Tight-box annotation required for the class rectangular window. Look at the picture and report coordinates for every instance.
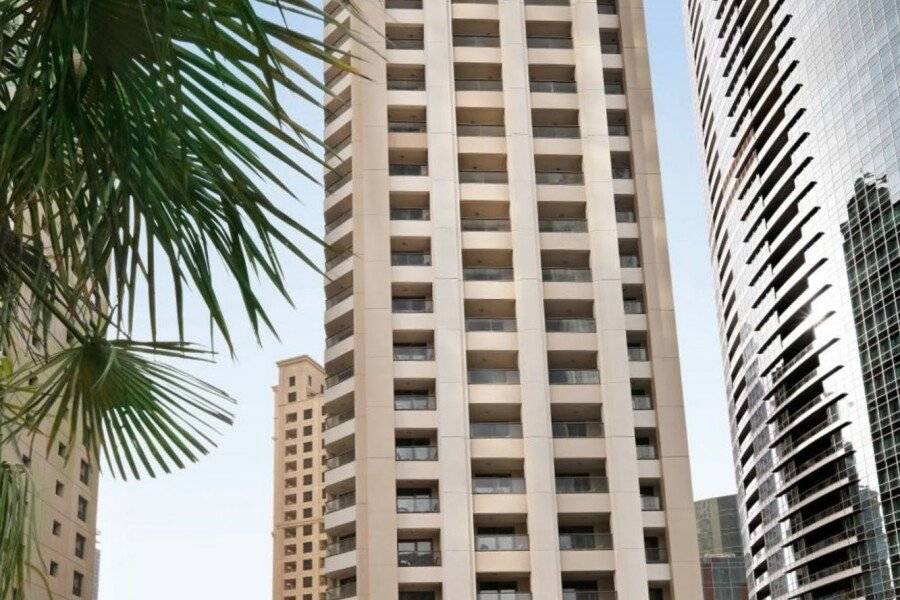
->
[288,376,296,386]
[49,561,58,576]
[55,481,64,496]
[73,572,84,597]
[287,392,297,402]
[79,460,91,485]
[75,533,86,559]
[77,496,88,521]
[303,409,312,420]
[52,521,61,536]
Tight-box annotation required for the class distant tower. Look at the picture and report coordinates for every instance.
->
[695,495,748,600]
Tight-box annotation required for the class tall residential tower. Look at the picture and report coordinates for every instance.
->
[685,1,899,599]
[320,0,702,597]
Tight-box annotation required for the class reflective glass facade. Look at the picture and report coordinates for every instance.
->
[696,495,749,600]
[684,1,899,599]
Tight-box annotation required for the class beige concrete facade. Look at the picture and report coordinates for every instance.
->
[272,355,327,600]
[1,428,99,598]
[320,0,702,597]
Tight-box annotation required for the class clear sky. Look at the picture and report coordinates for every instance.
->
[97,1,735,597]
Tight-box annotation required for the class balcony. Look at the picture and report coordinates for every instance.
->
[386,0,422,6]
[527,36,573,49]
[393,345,435,361]
[325,582,357,600]
[530,80,576,93]
[466,318,517,332]
[636,445,657,460]
[462,218,511,231]
[398,549,441,567]
[623,299,644,314]
[397,496,440,513]
[454,35,501,47]
[325,410,354,430]
[326,537,356,557]
[325,492,356,514]
[611,165,632,179]
[559,533,613,550]
[391,208,430,221]
[388,78,426,91]
[390,164,429,176]
[393,298,433,313]
[552,421,603,438]
[600,35,620,54]
[604,81,624,95]
[627,346,648,361]
[615,209,635,223]
[456,78,503,91]
[477,593,532,600]
[608,123,628,137]
[644,546,667,564]
[394,393,437,410]
[549,369,601,385]
[464,267,514,281]
[632,394,653,410]
[326,249,352,271]
[546,318,595,332]
[468,369,520,384]
[543,268,592,282]
[473,476,527,494]
[471,422,523,439]
[526,0,568,4]
[563,592,617,600]
[640,496,662,511]
[326,367,354,388]
[392,252,432,266]
[326,287,353,309]
[596,0,617,13]
[459,170,509,184]
[536,171,584,185]
[475,534,529,551]
[324,450,354,470]
[389,121,427,133]
[555,475,608,493]
[457,124,506,137]
[396,445,438,461]
[539,219,587,232]
[326,327,353,348]
[325,210,352,233]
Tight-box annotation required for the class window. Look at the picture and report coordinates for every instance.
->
[52,521,61,536]
[303,442,313,453]
[77,496,88,521]
[303,508,313,518]
[49,561,59,576]
[73,571,84,597]
[303,409,312,420]
[303,474,313,485]
[307,375,312,386]
[303,458,312,468]
[303,426,313,436]
[287,392,297,402]
[79,460,91,485]
[303,542,313,553]
[75,533,86,559]
[303,524,313,535]
[55,481,64,496]
[303,491,313,502]
[288,376,296,386]
[57,442,66,457]
[303,576,313,588]
[303,559,313,570]
[286,413,298,423]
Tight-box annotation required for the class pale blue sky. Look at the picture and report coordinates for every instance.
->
[97,1,734,596]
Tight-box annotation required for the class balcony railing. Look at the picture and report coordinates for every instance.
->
[459,170,509,184]
[326,287,352,309]
[386,0,422,7]
[549,369,601,385]
[545,318,595,332]
[604,81,624,94]
[455,78,503,91]
[391,207,430,221]
[324,410,354,430]
[325,249,352,271]
[555,475,608,493]
[387,38,424,50]
[397,497,440,513]
[552,421,604,438]
[536,171,584,185]
[636,445,657,460]
[326,367,354,388]
[388,120,427,133]
[396,446,438,461]
[393,345,435,361]
[476,534,529,552]
[390,164,428,176]
[527,36,573,48]
[464,267,514,281]
[392,298,433,313]
[453,35,500,47]
[615,209,635,223]
[324,450,354,470]
[466,318,517,332]
[325,491,356,514]
[471,422,523,439]
[601,42,621,54]
[477,593,532,600]
[457,124,506,137]
[392,252,432,266]
[623,300,644,314]
[644,546,667,563]
[563,591,617,600]
[525,0,568,4]
[388,79,426,90]
[398,550,441,566]
[461,218,511,231]
[611,166,632,179]
[325,537,356,557]
[539,219,587,232]
[543,268,591,282]
[641,496,662,511]
[394,394,437,410]
[325,327,353,347]
[530,80,576,93]
[325,210,352,233]
[627,346,648,361]
[452,0,496,3]
[632,395,653,410]
[473,476,527,494]
[597,0,617,13]
[468,369,520,384]
[325,582,357,600]
[559,532,613,550]
[532,125,581,139]
[620,255,640,268]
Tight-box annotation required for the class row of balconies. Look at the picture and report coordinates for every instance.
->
[378,0,620,12]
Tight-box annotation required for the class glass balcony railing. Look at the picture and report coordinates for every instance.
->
[536,171,584,185]
[468,369,520,384]
[461,218,510,231]
[387,38,424,50]
[631,395,653,410]
[611,166,632,179]
[324,450,354,470]
[530,80,576,93]
[532,125,581,139]
[397,497,440,513]
[388,121,427,133]
[387,79,426,90]
[601,42,620,54]
[390,164,428,176]
[627,347,648,361]
[545,318,595,332]
[464,267,514,281]
[393,345,435,361]
[324,410,354,430]
[555,475,608,493]
[539,219,587,232]
[324,492,356,514]
[325,537,356,557]
[542,268,591,282]
[563,591,617,600]
[527,36,573,49]
[391,207,430,221]
[325,582,357,600]
[457,124,506,137]
[386,0,422,7]
[325,367,354,388]
[596,0,617,14]
[473,477,527,494]
[636,445,658,460]
[559,532,613,550]
[392,298,433,313]
[477,593,532,600]
[470,422,523,439]
[452,0,496,4]
[552,421,604,438]
[604,81,624,94]
[623,300,644,314]
[620,255,640,268]
[549,369,601,385]
[396,446,438,461]
[608,123,628,136]
[641,496,662,511]
[615,209,635,223]
[391,253,432,266]
[394,394,437,410]
[459,170,509,184]
[326,287,352,309]
[325,328,353,347]
[398,550,441,566]
[325,249,353,271]
[466,318,517,332]
[476,534,529,551]
[453,35,501,47]
[325,210,352,233]
[644,546,667,564]
[455,79,503,91]
[525,0,568,4]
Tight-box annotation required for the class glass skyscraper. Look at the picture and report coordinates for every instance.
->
[684,1,899,599]
[695,495,749,600]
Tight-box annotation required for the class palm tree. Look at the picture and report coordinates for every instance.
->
[0,1,355,596]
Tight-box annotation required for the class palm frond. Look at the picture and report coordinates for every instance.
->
[0,461,35,600]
